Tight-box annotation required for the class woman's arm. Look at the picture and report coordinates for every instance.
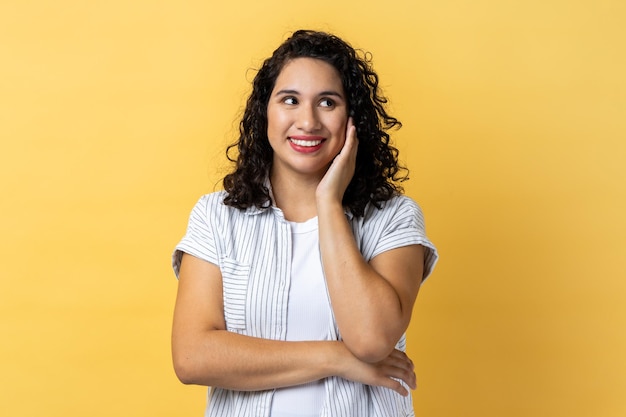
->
[317,206,424,363]
[316,120,424,363]
[171,253,416,395]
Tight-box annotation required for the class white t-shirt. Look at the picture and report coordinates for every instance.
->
[270,217,331,417]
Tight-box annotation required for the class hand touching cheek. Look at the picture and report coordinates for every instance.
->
[316,117,358,205]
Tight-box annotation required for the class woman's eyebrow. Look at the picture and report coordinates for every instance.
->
[273,89,344,99]
[318,90,344,99]
[274,89,300,96]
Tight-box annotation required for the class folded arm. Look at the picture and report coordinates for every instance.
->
[317,203,424,363]
[171,253,416,395]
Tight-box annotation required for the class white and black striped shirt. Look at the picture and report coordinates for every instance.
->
[173,191,438,417]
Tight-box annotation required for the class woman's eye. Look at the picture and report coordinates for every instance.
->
[320,98,335,107]
[320,98,335,108]
[283,96,298,105]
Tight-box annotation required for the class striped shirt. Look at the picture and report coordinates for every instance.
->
[173,191,438,417]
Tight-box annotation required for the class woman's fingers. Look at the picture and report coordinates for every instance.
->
[379,350,417,390]
[339,347,417,396]
[316,118,358,203]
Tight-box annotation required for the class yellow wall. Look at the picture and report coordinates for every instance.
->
[1,1,624,416]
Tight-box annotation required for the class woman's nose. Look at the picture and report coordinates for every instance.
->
[295,105,321,131]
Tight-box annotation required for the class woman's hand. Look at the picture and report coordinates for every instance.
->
[316,117,358,205]
[337,346,417,397]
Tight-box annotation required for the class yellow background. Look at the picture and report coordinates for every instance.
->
[1,0,624,416]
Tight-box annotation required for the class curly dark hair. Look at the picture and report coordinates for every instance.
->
[223,29,408,217]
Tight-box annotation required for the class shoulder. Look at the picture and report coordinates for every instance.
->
[361,194,424,224]
[195,190,228,208]
[385,194,421,212]
[192,190,241,215]
[186,191,238,225]
[191,190,272,226]
[356,194,430,239]
[351,194,433,262]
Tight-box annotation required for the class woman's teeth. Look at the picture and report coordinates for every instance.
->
[290,139,323,147]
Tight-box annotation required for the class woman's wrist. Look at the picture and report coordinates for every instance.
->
[323,341,351,379]
[315,195,344,216]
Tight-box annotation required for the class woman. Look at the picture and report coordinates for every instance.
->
[172,30,438,417]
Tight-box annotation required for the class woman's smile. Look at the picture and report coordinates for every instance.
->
[289,135,326,152]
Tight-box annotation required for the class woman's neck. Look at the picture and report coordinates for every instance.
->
[270,172,320,222]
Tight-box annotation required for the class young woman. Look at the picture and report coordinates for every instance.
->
[172,30,438,417]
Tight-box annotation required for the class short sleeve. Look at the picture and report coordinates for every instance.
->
[172,195,219,278]
[369,196,438,281]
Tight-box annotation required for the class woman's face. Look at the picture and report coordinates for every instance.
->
[266,57,348,181]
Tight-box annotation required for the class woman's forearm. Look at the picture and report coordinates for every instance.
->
[172,331,415,395]
[173,330,340,390]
